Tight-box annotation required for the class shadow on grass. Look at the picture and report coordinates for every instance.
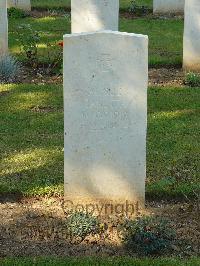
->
[0,84,199,199]
[0,84,64,196]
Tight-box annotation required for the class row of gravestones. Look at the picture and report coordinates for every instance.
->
[3,0,186,14]
[0,0,199,214]
[0,0,190,14]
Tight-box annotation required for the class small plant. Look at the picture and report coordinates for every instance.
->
[185,72,200,87]
[17,24,40,66]
[45,42,63,75]
[8,7,28,19]
[129,0,148,16]
[0,55,21,83]
[66,211,100,241]
[121,216,176,256]
[16,24,63,74]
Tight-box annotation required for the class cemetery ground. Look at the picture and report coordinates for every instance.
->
[2,257,200,266]
[31,0,153,11]
[0,2,200,264]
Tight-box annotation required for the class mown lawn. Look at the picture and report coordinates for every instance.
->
[31,0,153,10]
[0,83,199,198]
[9,16,183,66]
[2,1,198,199]
[1,257,200,266]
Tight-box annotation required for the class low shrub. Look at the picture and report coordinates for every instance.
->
[121,216,176,256]
[16,24,62,74]
[129,0,150,16]
[66,211,100,241]
[0,55,21,83]
[8,7,28,18]
[17,24,40,65]
[185,72,200,87]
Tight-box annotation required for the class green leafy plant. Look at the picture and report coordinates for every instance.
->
[66,212,100,241]
[121,216,176,256]
[0,55,21,83]
[8,7,28,18]
[185,72,200,87]
[16,24,62,74]
[129,0,149,16]
[17,24,40,66]
[44,42,63,75]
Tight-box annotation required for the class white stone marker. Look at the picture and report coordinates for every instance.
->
[183,0,200,71]
[7,0,31,11]
[0,0,8,55]
[64,31,148,212]
[71,0,119,33]
[153,0,185,14]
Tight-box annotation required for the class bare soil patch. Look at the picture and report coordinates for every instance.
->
[5,66,185,87]
[149,67,185,87]
[0,197,199,258]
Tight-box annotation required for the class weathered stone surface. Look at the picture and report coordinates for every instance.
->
[0,0,8,55]
[183,0,200,71]
[7,0,31,11]
[64,31,148,212]
[153,0,185,14]
[71,0,119,33]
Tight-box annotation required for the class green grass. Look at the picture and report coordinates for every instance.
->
[0,84,64,196]
[147,86,199,198]
[0,84,199,198]
[120,18,183,66]
[9,16,183,67]
[31,0,153,10]
[2,1,199,198]
[1,257,200,266]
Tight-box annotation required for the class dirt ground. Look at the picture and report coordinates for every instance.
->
[0,196,199,258]
[149,68,184,87]
[7,66,184,87]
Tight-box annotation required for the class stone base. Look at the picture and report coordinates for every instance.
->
[63,196,144,218]
[183,0,200,72]
[183,64,200,72]
[153,0,185,14]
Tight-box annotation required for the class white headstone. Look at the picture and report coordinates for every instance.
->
[0,0,8,55]
[64,31,148,213]
[153,0,185,14]
[71,0,119,33]
[7,0,31,11]
[183,0,200,71]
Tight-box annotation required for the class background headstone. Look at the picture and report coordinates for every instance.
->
[0,0,8,55]
[7,0,31,11]
[71,0,119,33]
[183,0,200,71]
[64,31,148,211]
[153,0,185,14]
